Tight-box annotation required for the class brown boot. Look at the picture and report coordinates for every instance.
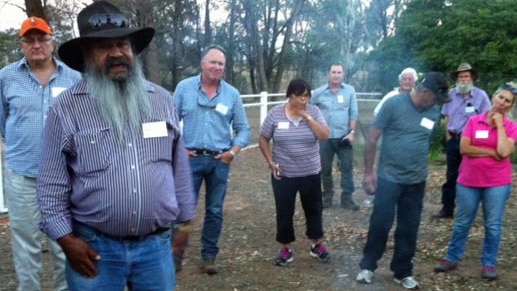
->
[202,258,217,275]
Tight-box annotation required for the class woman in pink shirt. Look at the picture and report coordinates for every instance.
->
[434,83,517,280]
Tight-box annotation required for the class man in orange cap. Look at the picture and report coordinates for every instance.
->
[0,17,81,291]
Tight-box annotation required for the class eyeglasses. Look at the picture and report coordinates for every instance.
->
[19,36,53,45]
[501,82,517,95]
[88,13,128,30]
[292,92,311,99]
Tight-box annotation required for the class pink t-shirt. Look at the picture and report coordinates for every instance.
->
[458,113,517,187]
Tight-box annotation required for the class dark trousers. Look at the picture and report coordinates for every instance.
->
[272,173,324,244]
[359,178,425,279]
[441,136,461,213]
[320,139,355,205]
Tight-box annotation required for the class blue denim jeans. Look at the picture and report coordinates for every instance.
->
[271,173,324,244]
[319,139,355,204]
[189,156,231,259]
[66,222,174,291]
[4,168,68,291]
[359,178,425,279]
[445,183,511,267]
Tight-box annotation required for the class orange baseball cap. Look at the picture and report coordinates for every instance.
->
[19,17,53,36]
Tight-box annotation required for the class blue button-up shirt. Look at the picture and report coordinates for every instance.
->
[311,82,358,138]
[173,75,250,150]
[0,57,81,177]
[37,79,196,240]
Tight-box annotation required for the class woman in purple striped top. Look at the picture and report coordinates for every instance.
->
[259,78,330,266]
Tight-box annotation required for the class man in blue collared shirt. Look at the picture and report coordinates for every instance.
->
[311,63,359,210]
[0,17,81,291]
[36,2,196,290]
[174,45,250,274]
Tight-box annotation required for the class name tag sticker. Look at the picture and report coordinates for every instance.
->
[337,95,344,103]
[215,103,229,115]
[51,87,66,98]
[465,106,475,113]
[420,117,435,130]
[142,121,168,138]
[278,122,290,129]
[475,130,489,139]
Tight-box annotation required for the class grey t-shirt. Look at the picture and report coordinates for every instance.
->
[374,93,441,184]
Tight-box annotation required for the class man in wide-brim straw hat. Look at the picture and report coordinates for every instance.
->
[432,62,491,219]
[450,62,478,82]
[37,1,196,290]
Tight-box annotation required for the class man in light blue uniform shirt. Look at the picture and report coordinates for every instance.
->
[174,45,250,274]
[0,17,81,291]
[311,63,359,210]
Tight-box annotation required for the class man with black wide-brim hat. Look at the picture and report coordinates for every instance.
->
[432,63,491,219]
[37,1,196,289]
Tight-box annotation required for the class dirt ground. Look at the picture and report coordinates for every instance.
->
[1,146,517,291]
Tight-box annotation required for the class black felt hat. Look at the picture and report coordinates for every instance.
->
[58,1,154,72]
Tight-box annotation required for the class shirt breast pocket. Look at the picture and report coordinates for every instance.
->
[146,121,177,163]
[75,130,110,174]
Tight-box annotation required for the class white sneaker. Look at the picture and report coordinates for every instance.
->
[394,276,419,289]
[356,269,373,284]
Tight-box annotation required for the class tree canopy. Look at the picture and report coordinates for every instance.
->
[1,0,515,95]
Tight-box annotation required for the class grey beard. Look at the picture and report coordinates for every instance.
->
[456,83,473,95]
[85,59,150,140]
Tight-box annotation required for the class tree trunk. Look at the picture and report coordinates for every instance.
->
[24,0,45,18]
[204,0,211,45]
[273,0,305,92]
[138,1,160,83]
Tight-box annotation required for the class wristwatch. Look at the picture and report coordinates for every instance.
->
[229,150,237,158]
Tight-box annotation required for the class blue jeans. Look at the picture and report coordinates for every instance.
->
[4,168,68,291]
[359,178,425,279]
[189,156,231,259]
[445,183,511,267]
[67,222,174,291]
[271,174,324,244]
[320,139,355,204]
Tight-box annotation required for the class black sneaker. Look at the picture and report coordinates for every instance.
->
[434,259,457,272]
[431,209,453,219]
[275,248,293,266]
[309,242,330,262]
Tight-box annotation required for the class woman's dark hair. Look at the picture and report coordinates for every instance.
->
[286,78,311,98]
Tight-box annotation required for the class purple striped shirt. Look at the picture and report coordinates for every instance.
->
[260,104,327,177]
[37,79,196,240]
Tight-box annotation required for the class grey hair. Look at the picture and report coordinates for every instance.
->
[201,44,227,60]
[399,67,418,82]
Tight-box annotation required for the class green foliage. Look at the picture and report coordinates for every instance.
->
[0,29,20,67]
[369,0,517,94]
[429,117,446,162]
